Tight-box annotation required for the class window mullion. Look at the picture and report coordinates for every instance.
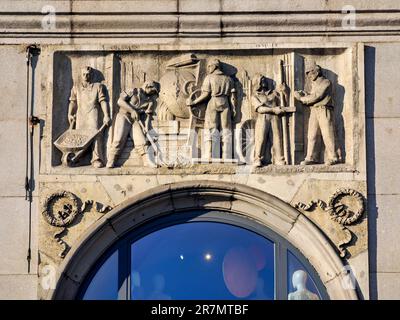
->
[118,241,130,300]
[275,242,288,300]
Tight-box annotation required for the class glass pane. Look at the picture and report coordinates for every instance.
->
[287,251,321,300]
[130,222,274,300]
[82,250,119,300]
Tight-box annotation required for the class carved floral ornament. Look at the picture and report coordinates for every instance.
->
[42,191,113,258]
[294,188,365,258]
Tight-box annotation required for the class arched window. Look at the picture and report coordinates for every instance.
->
[78,210,328,300]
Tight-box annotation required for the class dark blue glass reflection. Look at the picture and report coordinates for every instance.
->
[82,250,118,300]
[131,222,275,300]
[287,251,321,300]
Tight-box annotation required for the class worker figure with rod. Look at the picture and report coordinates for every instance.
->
[106,81,161,168]
[251,74,288,167]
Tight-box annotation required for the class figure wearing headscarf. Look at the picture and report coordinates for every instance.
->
[107,81,160,168]
[251,74,286,167]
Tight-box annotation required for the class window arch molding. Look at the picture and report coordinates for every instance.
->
[50,180,358,300]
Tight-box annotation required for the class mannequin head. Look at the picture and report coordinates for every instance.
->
[292,269,308,290]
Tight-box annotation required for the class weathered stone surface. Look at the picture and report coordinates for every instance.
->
[0,47,27,121]
[347,250,369,299]
[366,43,400,118]
[0,197,38,275]
[0,120,28,197]
[0,275,37,300]
[369,194,400,273]
[367,118,400,195]
[372,273,400,300]
[246,174,307,203]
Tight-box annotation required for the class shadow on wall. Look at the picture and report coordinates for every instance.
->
[365,46,378,300]
[324,68,346,163]
[52,53,72,166]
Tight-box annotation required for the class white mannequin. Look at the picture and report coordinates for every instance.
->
[288,270,320,300]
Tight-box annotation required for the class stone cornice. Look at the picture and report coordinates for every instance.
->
[1,0,399,13]
[0,2,400,42]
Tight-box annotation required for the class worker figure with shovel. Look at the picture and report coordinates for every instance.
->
[68,66,111,168]
[106,81,161,168]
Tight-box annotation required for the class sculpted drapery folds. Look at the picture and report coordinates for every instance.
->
[107,81,161,168]
[67,66,111,167]
[294,62,339,166]
[251,74,287,167]
[187,59,237,160]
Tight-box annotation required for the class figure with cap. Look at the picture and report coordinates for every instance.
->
[294,62,339,165]
[107,80,160,168]
[186,59,237,160]
[68,66,111,168]
[251,74,287,167]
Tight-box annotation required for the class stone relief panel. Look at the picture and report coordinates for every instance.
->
[49,47,358,172]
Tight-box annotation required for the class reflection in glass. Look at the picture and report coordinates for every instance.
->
[287,251,320,300]
[130,222,275,300]
[82,250,118,300]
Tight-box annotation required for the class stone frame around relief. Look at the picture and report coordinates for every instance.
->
[39,43,365,175]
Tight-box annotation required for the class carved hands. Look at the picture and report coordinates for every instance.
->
[103,115,112,126]
[186,97,195,106]
[68,114,76,128]
[129,109,140,121]
[294,90,307,103]
[231,108,237,119]
[257,106,285,115]
[273,107,285,115]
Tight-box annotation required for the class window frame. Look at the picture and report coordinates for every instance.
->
[77,209,329,300]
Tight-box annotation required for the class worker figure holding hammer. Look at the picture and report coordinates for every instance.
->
[106,81,160,168]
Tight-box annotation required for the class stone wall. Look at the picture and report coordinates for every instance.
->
[0,0,399,299]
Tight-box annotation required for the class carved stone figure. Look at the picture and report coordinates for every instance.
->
[294,63,339,165]
[107,81,160,168]
[288,270,319,300]
[67,66,111,168]
[187,59,237,160]
[251,74,287,167]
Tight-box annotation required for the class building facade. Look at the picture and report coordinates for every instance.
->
[0,0,398,300]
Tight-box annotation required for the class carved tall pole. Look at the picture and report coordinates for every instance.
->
[279,59,290,165]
